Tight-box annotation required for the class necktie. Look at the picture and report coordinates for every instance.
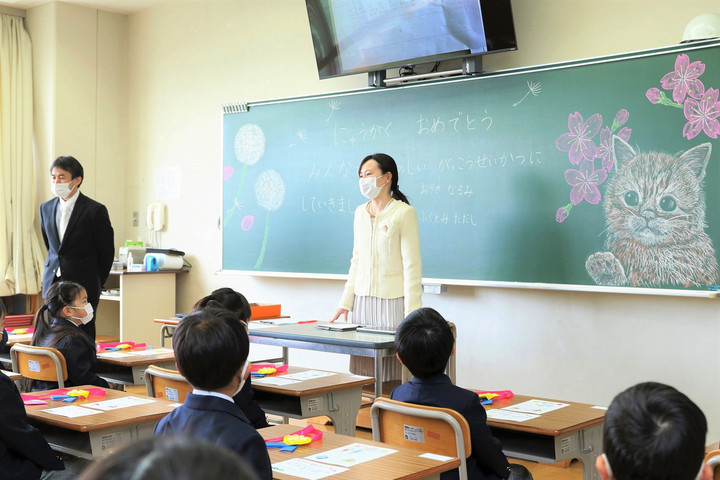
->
[58,204,71,242]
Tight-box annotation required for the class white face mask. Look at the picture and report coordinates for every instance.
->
[70,304,94,325]
[52,180,76,199]
[359,175,386,200]
[233,361,250,397]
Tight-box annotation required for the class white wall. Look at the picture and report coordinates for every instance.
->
[26,2,127,245]
[29,0,720,441]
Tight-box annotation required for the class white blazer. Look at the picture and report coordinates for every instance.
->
[339,199,422,317]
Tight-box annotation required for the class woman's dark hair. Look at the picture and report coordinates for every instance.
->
[0,298,6,318]
[26,281,94,390]
[359,153,410,204]
[79,436,259,480]
[192,287,251,324]
[50,155,84,186]
[173,308,249,390]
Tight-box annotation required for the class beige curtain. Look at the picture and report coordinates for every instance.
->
[0,14,45,296]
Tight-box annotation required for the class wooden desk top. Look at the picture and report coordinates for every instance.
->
[154,318,180,325]
[252,366,374,396]
[6,332,33,345]
[153,316,290,326]
[96,348,175,367]
[1,369,21,381]
[261,424,460,480]
[483,394,606,436]
[24,385,177,432]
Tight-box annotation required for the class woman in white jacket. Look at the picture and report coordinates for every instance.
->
[331,153,422,381]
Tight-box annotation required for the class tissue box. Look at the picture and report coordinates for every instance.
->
[250,303,281,319]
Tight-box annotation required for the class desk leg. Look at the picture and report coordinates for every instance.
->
[577,425,602,480]
[282,346,289,364]
[325,387,363,437]
[374,350,383,398]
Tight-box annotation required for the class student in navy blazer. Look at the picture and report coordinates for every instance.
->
[40,156,114,340]
[1,301,64,480]
[391,308,533,480]
[27,282,109,392]
[154,308,272,480]
[0,370,65,480]
[193,288,269,429]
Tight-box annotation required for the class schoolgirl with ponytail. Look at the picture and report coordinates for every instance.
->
[331,153,423,382]
[191,287,268,428]
[27,281,109,391]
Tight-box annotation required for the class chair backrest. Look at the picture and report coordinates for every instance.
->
[145,364,192,402]
[10,344,68,388]
[705,449,720,480]
[371,397,471,480]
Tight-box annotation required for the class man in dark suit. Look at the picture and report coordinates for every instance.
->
[40,156,114,340]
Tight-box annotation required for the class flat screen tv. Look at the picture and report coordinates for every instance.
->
[306,0,518,79]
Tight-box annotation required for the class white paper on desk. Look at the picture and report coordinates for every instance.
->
[485,409,539,423]
[504,399,569,415]
[252,376,300,386]
[257,318,302,325]
[127,348,173,356]
[248,323,276,329]
[97,352,134,359]
[41,405,102,418]
[84,396,155,411]
[272,458,347,480]
[281,370,336,381]
[306,442,397,467]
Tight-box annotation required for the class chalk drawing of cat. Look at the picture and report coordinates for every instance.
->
[586,136,718,287]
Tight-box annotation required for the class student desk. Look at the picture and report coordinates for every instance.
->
[1,369,21,381]
[483,394,604,480]
[153,318,179,347]
[248,323,396,399]
[253,366,374,437]
[95,348,176,386]
[24,385,177,460]
[260,424,460,480]
[0,331,33,363]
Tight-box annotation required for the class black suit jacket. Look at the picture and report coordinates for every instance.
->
[40,192,114,312]
[0,371,64,479]
[391,374,511,480]
[155,393,272,480]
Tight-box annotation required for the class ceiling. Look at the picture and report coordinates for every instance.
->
[0,0,171,14]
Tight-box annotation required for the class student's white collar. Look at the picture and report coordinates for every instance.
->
[192,389,234,404]
[601,454,705,480]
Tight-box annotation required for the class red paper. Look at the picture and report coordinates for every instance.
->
[264,424,323,443]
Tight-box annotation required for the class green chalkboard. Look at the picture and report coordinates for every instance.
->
[223,41,720,290]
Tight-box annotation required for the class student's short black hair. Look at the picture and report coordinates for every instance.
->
[603,382,707,480]
[50,156,84,185]
[173,308,249,390]
[78,436,259,480]
[395,307,454,379]
[193,287,251,324]
[0,299,6,318]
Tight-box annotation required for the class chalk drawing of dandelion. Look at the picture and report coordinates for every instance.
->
[254,170,286,268]
[289,129,308,148]
[225,124,266,226]
[234,124,265,165]
[513,80,542,107]
[326,99,341,122]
